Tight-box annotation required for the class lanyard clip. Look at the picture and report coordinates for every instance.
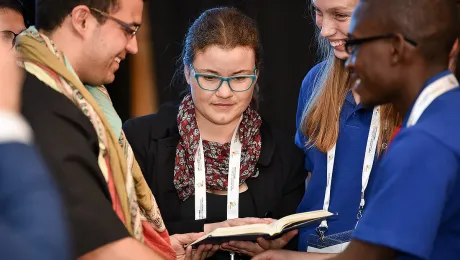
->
[316,226,328,241]
[357,205,364,220]
[381,142,388,152]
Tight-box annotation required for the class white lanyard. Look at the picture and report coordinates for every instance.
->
[319,106,381,231]
[194,120,243,220]
[407,73,459,127]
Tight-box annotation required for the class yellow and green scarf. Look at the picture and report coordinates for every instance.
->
[16,27,175,259]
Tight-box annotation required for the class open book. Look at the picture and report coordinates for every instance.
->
[189,210,334,247]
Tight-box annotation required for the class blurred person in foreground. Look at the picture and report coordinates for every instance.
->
[0,30,70,260]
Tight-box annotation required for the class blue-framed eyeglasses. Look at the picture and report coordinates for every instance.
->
[189,64,257,92]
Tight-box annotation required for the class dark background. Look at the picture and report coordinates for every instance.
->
[108,0,318,137]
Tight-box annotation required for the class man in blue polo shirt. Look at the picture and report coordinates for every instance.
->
[339,0,460,258]
[253,0,460,259]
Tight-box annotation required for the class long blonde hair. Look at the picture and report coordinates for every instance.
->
[300,23,401,155]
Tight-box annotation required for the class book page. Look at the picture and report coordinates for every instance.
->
[211,223,273,236]
[274,210,334,232]
[188,210,333,246]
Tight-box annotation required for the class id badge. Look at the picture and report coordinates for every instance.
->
[306,230,353,253]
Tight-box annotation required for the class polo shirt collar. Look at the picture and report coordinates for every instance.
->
[402,70,453,127]
[345,90,372,111]
[345,90,356,105]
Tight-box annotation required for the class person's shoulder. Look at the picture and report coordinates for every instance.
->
[305,61,327,79]
[123,101,180,140]
[22,72,61,102]
[301,61,326,90]
[385,125,459,173]
[0,142,32,157]
[0,142,50,183]
[411,88,460,155]
[22,72,55,106]
[429,87,460,113]
[21,72,96,137]
[298,61,327,105]
[22,72,86,117]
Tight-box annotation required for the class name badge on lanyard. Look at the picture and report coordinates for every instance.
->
[407,73,459,127]
[307,106,381,253]
[194,117,243,220]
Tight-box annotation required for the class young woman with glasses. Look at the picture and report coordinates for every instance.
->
[293,0,401,257]
[123,7,307,260]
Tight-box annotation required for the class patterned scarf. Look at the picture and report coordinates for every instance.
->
[16,27,175,260]
[174,94,263,201]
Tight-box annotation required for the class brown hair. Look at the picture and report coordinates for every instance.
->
[300,9,401,155]
[36,0,118,32]
[179,7,263,109]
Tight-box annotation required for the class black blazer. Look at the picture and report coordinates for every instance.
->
[123,102,307,236]
[21,73,130,257]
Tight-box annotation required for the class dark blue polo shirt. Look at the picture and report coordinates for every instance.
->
[295,62,377,251]
[353,71,460,259]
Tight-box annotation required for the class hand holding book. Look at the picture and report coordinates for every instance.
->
[189,210,334,247]
[171,232,220,260]
[220,229,299,257]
